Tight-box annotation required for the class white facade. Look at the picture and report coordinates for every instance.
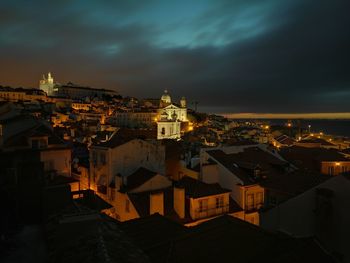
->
[90,139,166,192]
[157,104,187,122]
[157,120,181,140]
[155,90,187,140]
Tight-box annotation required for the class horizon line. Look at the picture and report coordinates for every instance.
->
[219,112,350,119]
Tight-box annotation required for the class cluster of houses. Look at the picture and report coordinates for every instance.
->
[1,73,350,262]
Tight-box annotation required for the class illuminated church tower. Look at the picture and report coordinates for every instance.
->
[39,72,55,96]
[159,89,172,108]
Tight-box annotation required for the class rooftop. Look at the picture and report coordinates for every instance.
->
[206,147,288,185]
[120,167,158,193]
[121,214,335,263]
[176,176,231,198]
[93,128,156,148]
[280,146,349,171]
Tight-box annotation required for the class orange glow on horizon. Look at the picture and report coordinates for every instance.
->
[221,112,350,119]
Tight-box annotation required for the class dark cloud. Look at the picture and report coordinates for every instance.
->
[0,0,349,113]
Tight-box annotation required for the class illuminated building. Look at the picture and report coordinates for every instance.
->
[157,90,188,122]
[200,145,290,225]
[89,129,165,199]
[157,111,181,140]
[39,72,56,96]
[39,72,118,98]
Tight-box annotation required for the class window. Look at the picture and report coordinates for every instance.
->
[246,194,254,210]
[216,196,224,208]
[256,192,263,207]
[199,199,208,212]
[125,199,130,213]
[161,127,165,135]
[328,166,334,176]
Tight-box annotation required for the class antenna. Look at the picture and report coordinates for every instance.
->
[192,101,199,112]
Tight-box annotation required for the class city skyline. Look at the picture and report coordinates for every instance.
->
[1,0,350,114]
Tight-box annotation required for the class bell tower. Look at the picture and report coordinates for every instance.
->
[39,72,55,96]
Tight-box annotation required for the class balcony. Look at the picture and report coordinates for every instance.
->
[194,205,229,219]
[245,203,264,212]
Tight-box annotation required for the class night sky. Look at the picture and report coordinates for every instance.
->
[1,0,349,114]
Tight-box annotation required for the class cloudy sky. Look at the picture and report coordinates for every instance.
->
[1,0,349,114]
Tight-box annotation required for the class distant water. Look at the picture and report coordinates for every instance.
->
[231,118,350,137]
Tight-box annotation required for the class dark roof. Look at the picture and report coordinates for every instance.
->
[166,215,334,263]
[127,187,173,218]
[224,139,258,146]
[3,123,68,149]
[207,147,288,185]
[93,128,156,148]
[120,213,187,251]
[47,175,78,186]
[59,82,116,93]
[176,176,231,198]
[260,170,331,196]
[74,190,113,211]
[120,167,158,193]
[126,214,335,263]
[280,146,349,171]
[298,138,335,146]
[47,213,149,263]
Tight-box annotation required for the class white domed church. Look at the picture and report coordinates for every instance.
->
[156,90,188,140]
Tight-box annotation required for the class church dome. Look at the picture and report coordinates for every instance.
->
[160,89,171,105]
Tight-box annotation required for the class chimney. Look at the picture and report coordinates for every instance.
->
[150,192,164,215]
[173,186,185,219]
[122,175,128,186]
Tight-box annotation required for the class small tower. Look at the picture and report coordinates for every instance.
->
[47,72,53,84]
[180,96,186,108]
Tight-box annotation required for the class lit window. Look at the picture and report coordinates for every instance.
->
[216,196,224,208]
[246,194,254,210]
[256,192,263,207]
[328,166,334,176]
